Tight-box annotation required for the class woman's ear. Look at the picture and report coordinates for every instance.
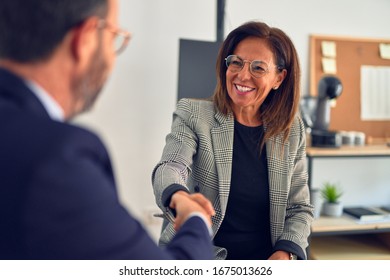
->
[274,69,287,88]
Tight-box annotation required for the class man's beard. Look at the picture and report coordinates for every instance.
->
[70,47,108,118]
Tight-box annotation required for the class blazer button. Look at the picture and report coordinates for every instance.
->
[194,186,200,192]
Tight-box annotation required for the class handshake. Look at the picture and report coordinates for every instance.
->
[169,191,215,231]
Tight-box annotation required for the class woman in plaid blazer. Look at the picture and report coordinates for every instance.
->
[152,21,314,260]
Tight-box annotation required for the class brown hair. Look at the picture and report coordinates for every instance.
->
[213,21,301,147]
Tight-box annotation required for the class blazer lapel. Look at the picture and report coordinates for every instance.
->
[266,134,290,244]
[211,110,234,214]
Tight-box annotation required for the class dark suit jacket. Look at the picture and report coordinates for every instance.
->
[0,68,213,260]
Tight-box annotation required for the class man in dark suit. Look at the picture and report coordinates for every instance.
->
[0,0,215,260]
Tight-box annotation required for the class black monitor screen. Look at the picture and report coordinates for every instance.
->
[177,39,222,100]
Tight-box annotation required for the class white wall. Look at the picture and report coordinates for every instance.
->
[75,0,390,240]
[311,157,390,207]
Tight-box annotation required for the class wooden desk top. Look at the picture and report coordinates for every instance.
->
[306,144,390,157]
[312,215,390,235]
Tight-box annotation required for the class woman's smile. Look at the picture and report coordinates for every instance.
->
[234,83,256,95]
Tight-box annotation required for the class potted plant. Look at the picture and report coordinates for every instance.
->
[320,181,343,217]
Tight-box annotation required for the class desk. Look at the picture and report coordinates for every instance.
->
[310,216,390,259]
[310,234,390,260]
[307,145,390,259]
[312,215,390,236]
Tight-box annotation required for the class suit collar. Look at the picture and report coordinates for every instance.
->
[24,79,64,121]
[266,133,290,244]
[214,109,231,126]
[0,67,50,119]
[211,111,234,214]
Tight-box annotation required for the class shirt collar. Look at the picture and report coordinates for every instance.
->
[24,79,65,122]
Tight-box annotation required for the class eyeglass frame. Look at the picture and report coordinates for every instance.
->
[97,19,131,55]
[225,54,281,78]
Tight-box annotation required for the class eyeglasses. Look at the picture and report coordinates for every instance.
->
[97,19,131,55]
[225,55,279,78]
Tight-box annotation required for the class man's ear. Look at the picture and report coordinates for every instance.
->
[70,17,99,64]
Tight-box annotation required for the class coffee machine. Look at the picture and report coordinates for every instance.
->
[301,76,343,147]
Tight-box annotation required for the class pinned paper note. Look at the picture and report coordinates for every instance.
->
[361,65,390,120]
[321,41,336,58]
[321,57,337,74]
[379,43,390,59]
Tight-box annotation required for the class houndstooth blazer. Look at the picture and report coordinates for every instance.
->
[152,98,314,259]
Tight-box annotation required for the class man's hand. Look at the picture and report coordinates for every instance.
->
[169,191,215,231]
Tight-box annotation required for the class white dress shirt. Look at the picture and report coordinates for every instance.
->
[24,79,64,122]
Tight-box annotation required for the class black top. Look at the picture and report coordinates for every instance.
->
[213,120,272,259]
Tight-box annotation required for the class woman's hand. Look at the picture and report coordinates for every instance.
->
[268,250,291,260]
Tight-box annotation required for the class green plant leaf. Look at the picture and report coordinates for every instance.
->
[320,182,343,203]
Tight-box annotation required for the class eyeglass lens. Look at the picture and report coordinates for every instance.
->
[113,35,126,54]
[98,19,130,55]
[225,55,269,78]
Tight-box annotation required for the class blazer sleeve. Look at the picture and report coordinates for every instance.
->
[22,127,212,260]
[152,99,199,210]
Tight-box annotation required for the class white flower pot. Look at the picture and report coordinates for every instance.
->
[310,189,322,219]
[322,202,343,217]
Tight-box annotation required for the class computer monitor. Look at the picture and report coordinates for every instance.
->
[177,39,222,100]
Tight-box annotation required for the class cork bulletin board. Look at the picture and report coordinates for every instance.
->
[310,35,390,141]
